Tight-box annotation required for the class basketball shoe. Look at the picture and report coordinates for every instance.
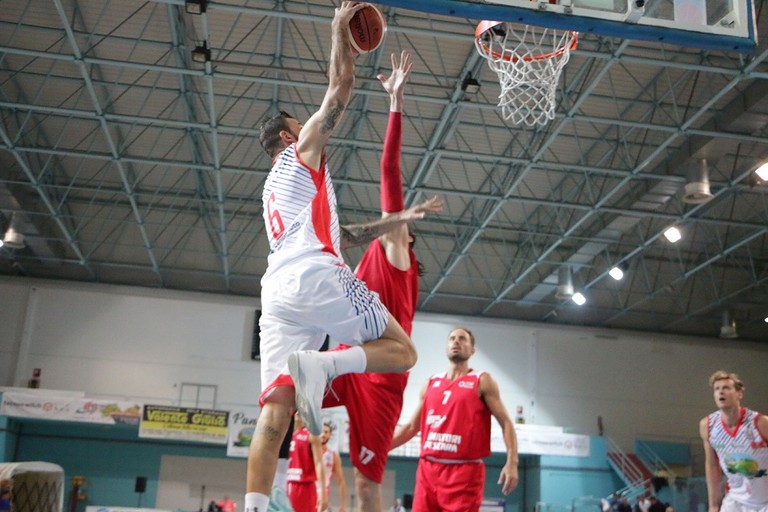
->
[288,350,336,435]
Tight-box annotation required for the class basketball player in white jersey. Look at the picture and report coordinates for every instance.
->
[245,4,421,512]
[391,327,519,512]
[700,371,768,512]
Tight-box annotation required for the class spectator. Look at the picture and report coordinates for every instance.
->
[648,496,667,512]
[218,496,236,512]
[389,498,405,512]
[618,496,633,512]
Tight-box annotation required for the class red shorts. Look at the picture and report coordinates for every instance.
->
[413,458,485,512]
[322,346,407,483]
[287,481,317,512]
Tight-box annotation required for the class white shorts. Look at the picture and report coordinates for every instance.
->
[721,495,768,512]
[259,260,389,391]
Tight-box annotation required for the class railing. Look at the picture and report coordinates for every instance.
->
[635,440,675,479]
[572,496,602,512]
[605,437,646,486]
[536,501,571,512]
[605,436,653,498]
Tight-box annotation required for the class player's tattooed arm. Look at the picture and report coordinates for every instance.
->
[340,195,443,250]
[341,223,380,249]
[320,100,345,134]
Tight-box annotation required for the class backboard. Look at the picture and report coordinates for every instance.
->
[376,0,757,52]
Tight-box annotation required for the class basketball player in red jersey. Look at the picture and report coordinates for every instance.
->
[287,413,327,512]
[392,327,519,512]
[321,50,444,512]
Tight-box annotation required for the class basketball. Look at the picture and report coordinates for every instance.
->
[348,4,386,54]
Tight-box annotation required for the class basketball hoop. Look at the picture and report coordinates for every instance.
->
[475,21,577,127]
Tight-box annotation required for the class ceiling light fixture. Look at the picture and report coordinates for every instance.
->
[461,74,481,94]
[3,226,25,250]
[609,261,629,281]
[609,266,624,281]
[719,310,738,339]
[185,0,207,14]
[572,292,586,306]
[192,42,211,63]
[682,159,714,204]
[555,266,574,300]
[755,162,768,181]
[664,226,682,243]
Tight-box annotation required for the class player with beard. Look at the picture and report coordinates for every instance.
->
[318,421,347,512]
[392,327,519,512]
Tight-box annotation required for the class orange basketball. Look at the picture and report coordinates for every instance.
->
[348,4,386,54]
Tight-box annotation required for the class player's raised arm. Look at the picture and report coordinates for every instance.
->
[297,2,366,170]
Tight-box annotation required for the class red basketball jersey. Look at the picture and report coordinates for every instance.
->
[355,239,418,335]
[420,370,491,461]
[287,426,317,483]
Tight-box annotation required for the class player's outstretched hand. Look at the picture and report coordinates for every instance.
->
[498,462,519,495]
[403,195,444,220]
[377,50,413,98]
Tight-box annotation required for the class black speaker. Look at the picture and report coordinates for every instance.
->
[651,476,668,492]
[251,310,262,360]
[402,493,413,509]
[135,476,147,493]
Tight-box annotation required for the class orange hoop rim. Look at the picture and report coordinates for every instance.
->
[474,20,578,63]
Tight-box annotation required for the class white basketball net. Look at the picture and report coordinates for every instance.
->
[475,23,577,127]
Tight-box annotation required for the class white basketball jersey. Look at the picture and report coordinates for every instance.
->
[322,447,334,489]
[262,144,341,277]
[315,447,335,510]
[708,408,768,507]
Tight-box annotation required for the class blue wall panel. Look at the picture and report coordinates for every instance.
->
[10,421,224,509]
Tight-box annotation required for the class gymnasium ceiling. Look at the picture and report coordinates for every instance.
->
[1,0,767,342]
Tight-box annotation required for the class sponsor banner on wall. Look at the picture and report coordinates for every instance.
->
[225,409,344,458]
[139,405,228,444]
[226,407,260,458]
[480,498,506,512]
[86,507,172,512]
[0,391,142,425]
[491,424,590,457]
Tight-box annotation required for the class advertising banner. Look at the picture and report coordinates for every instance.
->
[139,405,228,445]
[517,429,590,457]
[480,498,506,512]
[226,407,260,458]
[491,423,589,457]
[0,391,142,425]
[85,508,172,512]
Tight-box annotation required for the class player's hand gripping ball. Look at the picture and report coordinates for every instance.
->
[348,4,386,54]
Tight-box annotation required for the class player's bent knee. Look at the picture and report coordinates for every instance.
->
[262,385,295,411]
[404,345,417,370]
[382,314,417,370]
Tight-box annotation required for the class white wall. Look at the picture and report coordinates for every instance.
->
[403,312,768,450]
[0,281,31,386]
[0,277,261,408]
[2,276,767,450]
